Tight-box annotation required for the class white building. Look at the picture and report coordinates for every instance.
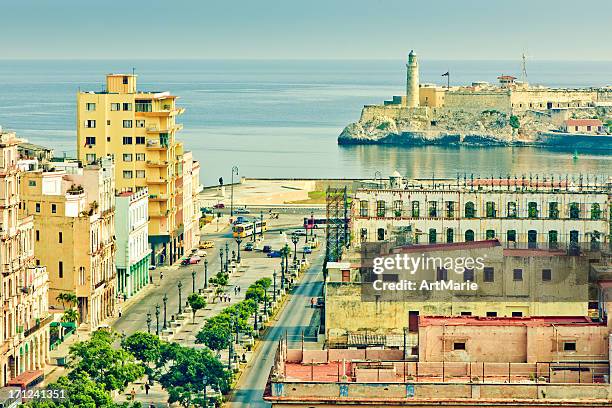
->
[115,188,150,298]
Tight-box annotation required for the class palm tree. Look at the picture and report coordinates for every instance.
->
[64,293,77,308]
[56,293,67,309]
[61,308,80,324]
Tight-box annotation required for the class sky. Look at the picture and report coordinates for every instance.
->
[2,0,612,60]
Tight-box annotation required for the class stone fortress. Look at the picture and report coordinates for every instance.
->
[339,51,612,149]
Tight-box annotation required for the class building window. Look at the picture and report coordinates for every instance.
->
[465,202,476,218]
[591,203,601,220]
[411,201,419,217]
[563,342,576,351]
[464,269,474,282]
[86,153,96,163]
[341,270,350,283]
[28,180,36,187]
[86,103,96,111]
[485,229,495,239]
[136,120,146,128]
[123,76,129,84]
[446,201,455,218]
[428,228,437,243]
[111,103,120,111]
[85,136,96,146]
[36,230,39,241]
[360,228,368,242]
[135,136,145,144]
[446,228,454,243]
[453,342,466,351]
[393,200,403,217]
[84,120,96,128]
[59,261,63,279]
[35,203,40,213]
[485,201,496,218]
[136,170,146,178]
[136,153,146,161]
[569,203,580,219]
[465,229,474,242]
[548,230,558,248]
[542,269,552,282]
[123,136,133,145]
[51,203,57,214]
[507,230,516,242]
[123,170,133,179]
[486,311,497,317]
[528,202,538,218]
[123,120,133,128]
[483,267,494,282]
[59,232,62,243]
[377,228,385,241]
[436,267,448,281]
[107,120,111,126]
[428,201,437,217]
[359,201,368,217]
[376,201,386,217]
[123,153,133,162]
[507,202,517,218]
[512,311,523,317]
[513,269,523,281]
[123,103,132,111]
[460,312,472,316]
[548,202,559,219]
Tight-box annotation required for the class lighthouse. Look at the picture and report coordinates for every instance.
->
[405,50,419,108]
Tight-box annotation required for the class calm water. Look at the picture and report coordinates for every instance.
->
[0,59,610,185]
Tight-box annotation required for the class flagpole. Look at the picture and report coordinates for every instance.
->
[447,70,450,89]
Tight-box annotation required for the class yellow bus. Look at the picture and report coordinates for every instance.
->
[233,220,267,238]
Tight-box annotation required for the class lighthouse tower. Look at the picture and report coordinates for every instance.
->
[405,50,419,108]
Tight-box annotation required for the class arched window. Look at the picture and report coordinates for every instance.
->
[465,229,475,242]
[507,202,517,218]
[446,228,454,243]
[429,228,437,244]
[465,202,476,218]
[569,203,580,219]
[548,230,558,248]
[528,202,538,218]
[485,202,496,218]
[591,203,601,220]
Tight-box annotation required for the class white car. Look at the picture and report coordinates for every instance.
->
[197,249,208,257]
[293,229,307,236]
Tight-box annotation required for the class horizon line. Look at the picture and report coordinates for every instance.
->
[2,57,612,62]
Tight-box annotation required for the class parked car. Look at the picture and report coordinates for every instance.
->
[148,265,157,270]
[180,258,191,266]
[234,208,250,214]
[213,203,225,209]
[316,297,325,308]
[201,207,213,214]
[262,245,272,253]
[293,229,307,236]
[303,246,312,254]
[244,242,254,251]
[267,250,282,258]
[199,240,215,249]
[197,250,207,257]
[189,255,201,264]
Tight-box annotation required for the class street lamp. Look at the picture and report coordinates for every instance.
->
[252,219,257,242]
[291,233,299,264]
[178,281,183,315]
[235,237,242,264]
[192,270,196,294]
[260,210,264,239]
[253,307,258,332]
[228,317,234,370]
[280,258,285,291]
[283,243,289,277]
[155,304,160,336]
[273,270,277,302]
[225,242,229,271]
[204,259,208,289]
[146,312,152,334]
[163,293,168,329]
[230,166,239,217]
[219,248,224,274]
[310,211,314,242]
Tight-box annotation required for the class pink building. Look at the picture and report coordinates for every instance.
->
[562,119,604,134]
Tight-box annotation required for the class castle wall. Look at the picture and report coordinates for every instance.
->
[359,105,429,123]
[510,89,598,111]
[444,91,512,114]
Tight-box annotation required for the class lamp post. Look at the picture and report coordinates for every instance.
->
[204,259,208,289]
[253,307,258,332]
[191,270,196,294]
[146,312,152,334]
[230,166,239,217]
[235,237,242,264]
[283,243,289,277]
[202,375,208,407]
[228,317,234,370]
[273,271,277,302]
[252,219,257,242]
[155,304,160,336]
[219,248,224,274]
[291,233,299,264]
[225,242,229,272]
[310,211,314,242]
[162,293,168,329]
[260,210,264,239]
[178,281,183,315]
[280,258,285,291]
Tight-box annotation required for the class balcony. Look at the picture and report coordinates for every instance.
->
[149,194,169,202]
[23,315,53,338]
[146,140,168,150]
[147,178,167,185]
[146,160,169,168]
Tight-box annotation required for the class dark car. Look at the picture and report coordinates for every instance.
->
[180,258,191,266]
[262,245,272,253]
[267,250,282,258]
[244,242,254,251]
[213,203,225,209]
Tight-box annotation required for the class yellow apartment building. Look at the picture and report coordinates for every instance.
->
[0,128,51,386]
[20,166,116,331]
[76,74,192,265]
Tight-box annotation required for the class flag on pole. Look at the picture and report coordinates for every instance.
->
[441,72,449,77]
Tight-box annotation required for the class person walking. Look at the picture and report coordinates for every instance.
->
[130,388,136,401]
[144,383,150,395]
[118,306,123,318]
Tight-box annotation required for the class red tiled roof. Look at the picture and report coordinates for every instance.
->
[497,75,516,80]
[565,119,602,126]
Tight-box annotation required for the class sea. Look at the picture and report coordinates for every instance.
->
[0,59,610,186]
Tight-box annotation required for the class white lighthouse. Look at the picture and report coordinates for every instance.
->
[405,50,419,108]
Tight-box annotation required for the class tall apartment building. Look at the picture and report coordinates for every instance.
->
[353,176,610,247]
[76,74,201,265]
[115,188,150,298]
[0,128,50,386]
[20,160,116,331]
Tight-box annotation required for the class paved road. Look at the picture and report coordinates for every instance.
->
[229,253,324,407]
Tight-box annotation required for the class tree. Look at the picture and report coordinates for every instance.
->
[61,308,80,324]
[254,277,271,290]
[195,318,231,353]
[187,293,207,320]
[245,285,265,303]
[121,332,163,365]
[509,115,520,129]
[26,372,117,408]
[68,330,144,392]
